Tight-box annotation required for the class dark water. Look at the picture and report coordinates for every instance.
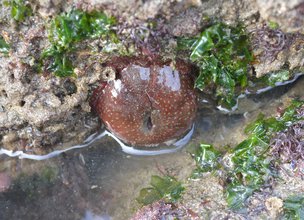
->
[0,75,303,220]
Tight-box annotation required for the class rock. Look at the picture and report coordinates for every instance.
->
[256,0,304,33]
[265,197,284,219]
[169,8,203,37]
[0,172,11,192]
[130,200,179,220]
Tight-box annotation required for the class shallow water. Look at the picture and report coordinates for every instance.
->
[0,75,303,220]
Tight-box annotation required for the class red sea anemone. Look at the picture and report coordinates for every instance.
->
[90,56,197,146]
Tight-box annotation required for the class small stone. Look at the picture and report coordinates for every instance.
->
[2,132,18,144]
[265,197,283,219]
[0,172,11,192]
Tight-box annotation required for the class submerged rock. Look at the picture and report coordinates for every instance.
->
[130,200,180,220]
[91,56,197,146]
[0,172,11,192]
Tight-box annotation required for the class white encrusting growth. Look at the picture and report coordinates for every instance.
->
[0,125,195,160]
[137,65,150,81]
[113,79,122,91]
[111,79,122,98]
[157,66,181,91]
[111,89,118,98]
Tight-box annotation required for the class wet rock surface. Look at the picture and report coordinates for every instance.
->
[130,200,181,220]
[0,54,100,152]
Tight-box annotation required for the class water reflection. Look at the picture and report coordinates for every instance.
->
[83,210,112,220]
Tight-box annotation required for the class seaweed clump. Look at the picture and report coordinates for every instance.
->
[178,23,253,109]
[4,0,32,22]
[0,36,10,55]
[42,9,116,77]
[227,100,304,209]
[282,195,304,220]
[192,143,221,177]
[136,175,184,206]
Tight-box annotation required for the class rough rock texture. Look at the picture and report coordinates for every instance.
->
[0,15,102,152]
[250,25,304,78]
[169,7,203,37]
[130,201,181,220]
[256,0,304,33]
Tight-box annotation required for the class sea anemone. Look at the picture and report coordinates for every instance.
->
[90,56,197,146]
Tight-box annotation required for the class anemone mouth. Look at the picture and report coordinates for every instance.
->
[142,112,154,134]
[145,115,153,131]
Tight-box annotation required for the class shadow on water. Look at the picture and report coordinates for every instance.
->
[0,75,303,220]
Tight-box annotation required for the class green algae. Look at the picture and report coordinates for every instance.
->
[48,9,116,50]
[226,133,272,209]
[282,195,304,220]
[178,23,253,109]
[268,21,279,30]
[0,36,10,55]
[4,0,32,22]
[136,175,184,206]
[192,100,304,210]
[261,69,291,87]
[227,100,303,209]
[192,143,221,176]
[42,9,116,77]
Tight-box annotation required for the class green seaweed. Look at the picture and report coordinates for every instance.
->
[226,136,272,209]
[42,9,116,77]
[192,143,221,177]
[226,100,304,209]
[136,175,184,206]
[178,23,253,109]
[48,9,116,50]
[245,100,304,137]
[282,195,304,220]
[260,69,291,87]
[42,46,74,77]
[191,100,303,210]
[0,36,10,55]
[268,21,279,30]
[4,0,32,22]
